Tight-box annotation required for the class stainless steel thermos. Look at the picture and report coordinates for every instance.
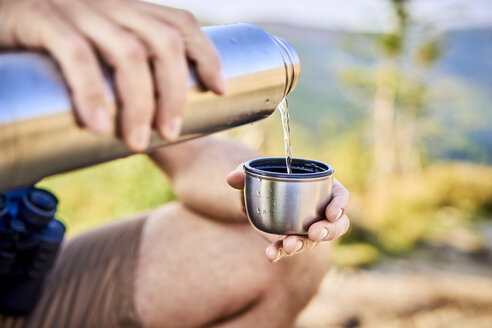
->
[0,23,300,191]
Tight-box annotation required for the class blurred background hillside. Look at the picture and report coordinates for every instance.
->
[38,0,492,327]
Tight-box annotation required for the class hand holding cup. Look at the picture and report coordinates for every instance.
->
[227,157,350,262]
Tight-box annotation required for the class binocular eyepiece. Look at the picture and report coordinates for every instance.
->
[0,187,65,316]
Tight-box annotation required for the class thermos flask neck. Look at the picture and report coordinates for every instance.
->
[271,36,300,98]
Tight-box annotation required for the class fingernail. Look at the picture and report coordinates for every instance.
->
[336,209,344,220]
[130,125,150,151]
[164,116,182,141]
[92,106,111,134]
[295,240,304,252]
[273,249,283,263]
[265,244,277,259]
[317,228,328,241]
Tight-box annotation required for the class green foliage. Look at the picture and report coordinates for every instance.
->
[354,162,492,256]
[331,243,380,268]
[378,0,409,57]
[379,33,404,57]
[37,155,175,237]
[424,163,492,217]
[416,40,443,67]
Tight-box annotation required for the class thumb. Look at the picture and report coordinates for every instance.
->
[226,164,245,189]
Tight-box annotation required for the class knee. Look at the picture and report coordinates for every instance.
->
[255,243,332,321]
[136,202,331,327]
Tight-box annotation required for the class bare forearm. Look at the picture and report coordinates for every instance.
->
[149,136,259,223]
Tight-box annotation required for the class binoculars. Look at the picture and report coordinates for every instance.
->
[0,187,65,316]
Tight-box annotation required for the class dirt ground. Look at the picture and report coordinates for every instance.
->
[296,268,492,328]
[296,241,492,328]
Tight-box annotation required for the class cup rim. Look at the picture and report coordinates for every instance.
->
[244,157,333,179]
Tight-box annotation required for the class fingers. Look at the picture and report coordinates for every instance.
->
[265,235,317,262]
[1,0,225,152]
[267,214,350,263]
[56,0,155,152]
[93,1,189,141]
[265,178,352,263]
[136,3,225,93]
[1,0,112,135]
[265,239,284,262]
[308,214,350,243]
[226,164,245,189]
[264,192,351,263]
[282,235,317,255]
[325,178,350,222]
[44,16,113,135]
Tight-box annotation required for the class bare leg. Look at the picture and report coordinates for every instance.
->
[135,202,332,328]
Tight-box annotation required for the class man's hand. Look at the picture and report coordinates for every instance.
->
[227,166,350,262]
[0,0,225,152]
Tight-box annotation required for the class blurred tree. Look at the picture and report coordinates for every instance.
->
[395,36,443,173]
[340,0,443,182]
[371,0,408,181]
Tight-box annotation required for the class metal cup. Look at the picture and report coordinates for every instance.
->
[243,157,334,235]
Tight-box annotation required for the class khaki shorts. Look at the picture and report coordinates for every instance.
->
[0,215,147,328]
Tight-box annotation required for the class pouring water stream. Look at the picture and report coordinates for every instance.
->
[277,98,293,174]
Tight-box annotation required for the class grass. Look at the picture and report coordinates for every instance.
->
[37,155,175,237]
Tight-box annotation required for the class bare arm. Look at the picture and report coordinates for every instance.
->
[149,136,258,223]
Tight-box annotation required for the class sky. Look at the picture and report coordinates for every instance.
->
[149,0,492,32]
